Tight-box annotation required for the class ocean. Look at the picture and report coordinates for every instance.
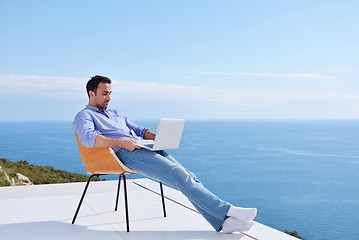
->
[0,120,358,240]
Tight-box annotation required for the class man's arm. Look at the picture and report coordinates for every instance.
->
[125,116,150,139]
[143,129,156,140]
[94,134,141,151]
[95,130,155,151]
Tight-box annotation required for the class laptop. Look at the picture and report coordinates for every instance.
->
[136,118,185,151]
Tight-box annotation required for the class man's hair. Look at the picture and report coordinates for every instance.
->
[86,75,112,98]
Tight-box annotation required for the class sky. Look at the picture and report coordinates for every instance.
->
[0,0,358,121]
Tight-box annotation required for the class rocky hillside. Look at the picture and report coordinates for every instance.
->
[0,165,32,186]
[0,158,100,187]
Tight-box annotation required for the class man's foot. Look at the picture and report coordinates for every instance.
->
[227,206,257,223]
[222,217,254,234]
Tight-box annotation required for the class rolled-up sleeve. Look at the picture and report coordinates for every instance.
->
[72,111,100,148]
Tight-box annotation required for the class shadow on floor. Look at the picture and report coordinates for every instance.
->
[0,221,249,240]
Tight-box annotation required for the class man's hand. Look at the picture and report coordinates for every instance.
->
[94,134,140,151]
[121,139,141,151]
[144,129,156,140]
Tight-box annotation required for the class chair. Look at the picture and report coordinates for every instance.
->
[72,132,167,232]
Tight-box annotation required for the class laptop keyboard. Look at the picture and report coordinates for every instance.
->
[144,144,154,148]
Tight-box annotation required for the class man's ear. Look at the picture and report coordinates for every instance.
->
[89,90,96,97]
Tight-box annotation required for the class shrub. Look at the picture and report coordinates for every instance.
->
[285,230,306,240]
[0,171,11,187]
[0,158,100,186]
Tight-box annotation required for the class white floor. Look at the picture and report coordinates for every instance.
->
[0,178,297,240]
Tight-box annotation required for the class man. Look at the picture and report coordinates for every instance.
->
[73,75,257,233]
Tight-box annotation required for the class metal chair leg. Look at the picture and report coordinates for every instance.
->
[72,174,99,224]
[122,174,130,232]
[115,174,122,211]
[160,182,167,217]
[72,174,166,232]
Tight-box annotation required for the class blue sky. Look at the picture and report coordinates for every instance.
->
[0,0,358,121]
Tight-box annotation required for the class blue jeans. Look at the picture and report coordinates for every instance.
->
[116,148,231,232]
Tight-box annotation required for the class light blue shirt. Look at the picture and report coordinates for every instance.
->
[72,105,148,151]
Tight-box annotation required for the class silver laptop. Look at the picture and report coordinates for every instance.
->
[137,118,185,151]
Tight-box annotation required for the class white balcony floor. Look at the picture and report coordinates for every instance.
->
[0,178,297,240]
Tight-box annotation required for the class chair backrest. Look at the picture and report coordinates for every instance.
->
[75,132,136,174]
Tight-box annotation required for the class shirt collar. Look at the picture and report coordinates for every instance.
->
[86,105,108,113]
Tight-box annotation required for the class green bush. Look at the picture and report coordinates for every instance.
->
[0,158,100,186]
[285,230,306,239]
[0,171,11,187]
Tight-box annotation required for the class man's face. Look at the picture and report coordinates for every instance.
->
[89,82,112,110]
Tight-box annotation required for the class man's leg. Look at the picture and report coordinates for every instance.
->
[116,148,231,231]
[158,150,257,225]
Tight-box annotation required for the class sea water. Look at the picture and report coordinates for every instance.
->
[0,120,358,240]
